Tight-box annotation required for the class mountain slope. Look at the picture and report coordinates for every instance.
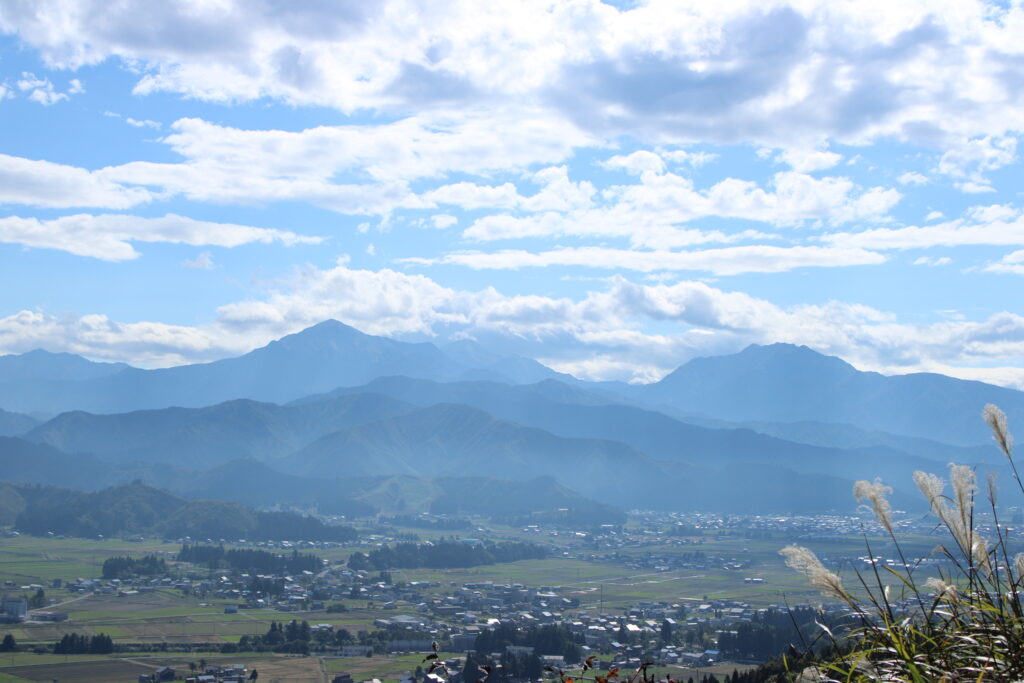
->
[284,402,675,497]
[312,376,974,486]
[26,392,416,467]
[0,349,128,382]
[639,343,1024,446]
[0,408,39,436]
[0,321,571,415]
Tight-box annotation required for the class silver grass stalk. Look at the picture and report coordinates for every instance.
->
[972,537,993,578]
[1015,553,1024,578]
[780,544,851,602]
[853,478,894,535]
[950,464,976,552]
[914,469,973,555]
[925,577,957,601]
[983,403,1013,459]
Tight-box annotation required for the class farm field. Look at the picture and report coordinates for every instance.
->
[0,653,326,682]
[0,528,964,683]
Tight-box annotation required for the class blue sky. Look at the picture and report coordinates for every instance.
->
[1,0,1024,386]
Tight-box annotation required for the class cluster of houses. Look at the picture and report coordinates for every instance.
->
[140,663,252,683]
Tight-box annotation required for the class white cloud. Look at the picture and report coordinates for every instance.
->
[0,154,154,209]
[777,148,842,173]
[460,170,899,245]
[600,151,666,175]
[430,214,458,229]
[126,117,161,129]
[16,71,64,104]
[15,72,82,104]
[938,135,1017,192]
[956,180,997,194]
[0,309,225,368]
[897,171,929,186]
[404,245,885,276]
[3,0,1024,152]
[423,182,520,210]
[5,265,1024,388]
[824,205,1024,250]
[182,250,214,269]
[913,255,951,267]
[0,213,322,261]
[925,210,944,221]
[983,249,1024,275]
[661,149,717,168]
[79,114,595,217]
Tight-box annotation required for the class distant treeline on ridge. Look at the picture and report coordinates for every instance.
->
[3,480,357,543]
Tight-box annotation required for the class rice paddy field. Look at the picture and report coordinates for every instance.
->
[0,528,959,681]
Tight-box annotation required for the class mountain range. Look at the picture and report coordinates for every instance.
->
[0,319,1019,519]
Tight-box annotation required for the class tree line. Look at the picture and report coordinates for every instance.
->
[177,544,321,573]
[102,554,167,579]
[54,633,114,654]
[347,539,547,570]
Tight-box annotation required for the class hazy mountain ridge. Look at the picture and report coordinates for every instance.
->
[0,437,624,522]
[309,375,992,487]
[0,408,38,436]
[0,480,357,541]
[3,322,1022,515]
[638,343,1024,446]
[0,320,562,415]
[27,393,417,467]
[284,402,677,493]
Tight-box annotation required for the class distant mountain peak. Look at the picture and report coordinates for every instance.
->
[270,319,366,345]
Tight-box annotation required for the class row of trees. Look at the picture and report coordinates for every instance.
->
[348,540,547,570]
[234,619,352,654]
[102,554,167,579]
[177,544,320,573]
[53,633,114,654]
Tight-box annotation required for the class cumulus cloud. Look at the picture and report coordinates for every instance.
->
[0,213,321,260]
[0,309,226,368]
[938,135,1017,193]
[898,171,930,186]
[75,114,596,217]
[430,214,458,229]
[983,249,1024,275]
[15,71,81,104]
[661,149,718,168]
[777,148,842,172]
[456,169,899,247]
[600,151,666,175]
[2,0,1024,389]
[4,265,1024,388]
[3,0,1024,151]
[0,154,153,209]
